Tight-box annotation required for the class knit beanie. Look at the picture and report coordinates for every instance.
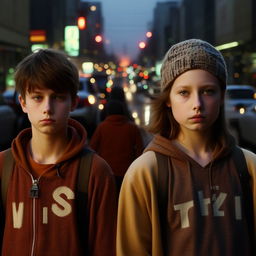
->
[160,39,227,91]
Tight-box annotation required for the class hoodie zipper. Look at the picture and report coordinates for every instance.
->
[26,173,41,256]
[24,163,62,256]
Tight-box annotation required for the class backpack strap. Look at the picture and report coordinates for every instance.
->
[1,148,14,212]
[76,147,94,254]
[155,152,169,255]
[232,146,254,253]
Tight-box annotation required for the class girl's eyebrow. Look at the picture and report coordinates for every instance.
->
[175,83,219,88]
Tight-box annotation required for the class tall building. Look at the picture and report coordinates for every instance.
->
[30,0,80,50]
[180,0,215,44]
[79,2,105,61]
[151,1,180,61]
[0,0,30,91]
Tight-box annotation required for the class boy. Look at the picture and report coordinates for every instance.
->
[0,49,117,255]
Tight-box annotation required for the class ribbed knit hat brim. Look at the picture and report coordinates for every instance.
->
[160,39,227,91]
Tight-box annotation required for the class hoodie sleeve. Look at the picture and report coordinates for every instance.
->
[242,148,256,250]
[117,151,164,256]
[89,125,102,152]
[87,154,117,256]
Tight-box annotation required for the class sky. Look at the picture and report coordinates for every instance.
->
[86,0,172,60]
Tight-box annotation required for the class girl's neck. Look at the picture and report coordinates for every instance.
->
[175,132,214,167]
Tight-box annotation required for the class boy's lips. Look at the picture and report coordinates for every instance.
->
[40,118,55,124]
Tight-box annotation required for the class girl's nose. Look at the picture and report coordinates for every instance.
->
[192,93,202,111]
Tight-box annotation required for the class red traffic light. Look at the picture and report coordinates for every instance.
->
[78,16,86,30]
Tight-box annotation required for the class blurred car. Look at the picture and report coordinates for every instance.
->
[91,72,110,104]
[0,103,17,150]
[70,77,100,136]
[235,103,256,146]
[225,84,256,145]
[2,89,30,135]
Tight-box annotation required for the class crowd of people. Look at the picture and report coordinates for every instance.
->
[0,38,255,256]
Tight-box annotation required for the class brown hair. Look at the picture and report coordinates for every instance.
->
[14,49,79,101]
[146,80,232,153]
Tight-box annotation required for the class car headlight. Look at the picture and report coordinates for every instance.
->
[233,105,246,114]
[88,95,96,105]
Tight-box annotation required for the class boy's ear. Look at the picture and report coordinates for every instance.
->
[71,96,79,111]
[18,95,28,113]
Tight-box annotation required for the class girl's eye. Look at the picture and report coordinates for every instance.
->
[178,90,189,96]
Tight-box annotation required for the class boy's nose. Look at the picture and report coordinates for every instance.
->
[43,98,53,114]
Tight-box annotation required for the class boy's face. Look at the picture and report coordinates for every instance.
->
[167,69,224,135]
[19,88,78,135]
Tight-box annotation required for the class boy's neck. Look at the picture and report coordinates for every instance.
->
[29,131,70,164]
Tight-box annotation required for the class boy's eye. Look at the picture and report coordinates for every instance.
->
[202,88,215,95]
[32,95,42,101]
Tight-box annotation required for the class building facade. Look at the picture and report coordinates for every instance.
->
[0,0,30,91]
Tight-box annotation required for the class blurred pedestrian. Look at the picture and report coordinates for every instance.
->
[0,49,117,256]
[117,39,256,255]
[90,99,144,192]
[100,86,134,121]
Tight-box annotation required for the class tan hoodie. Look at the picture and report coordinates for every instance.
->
[0,119,117,256]
[117,134,256,256]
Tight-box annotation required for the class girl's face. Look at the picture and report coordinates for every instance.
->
[168,69,224,135]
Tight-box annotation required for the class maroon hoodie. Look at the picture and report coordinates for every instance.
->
[144,134,252,256]
[0,119,117,256]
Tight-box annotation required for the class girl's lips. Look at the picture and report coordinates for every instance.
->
[190,115,205,122]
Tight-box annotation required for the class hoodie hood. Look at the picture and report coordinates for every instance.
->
[105,115,130,125]
[11,118,87,171]
[144,134,234,165]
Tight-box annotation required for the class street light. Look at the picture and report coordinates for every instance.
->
[95,35,103,43]
[139,41,146,49]
[146,31,152,38]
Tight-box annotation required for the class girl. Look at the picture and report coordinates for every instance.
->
[116,39,256,256]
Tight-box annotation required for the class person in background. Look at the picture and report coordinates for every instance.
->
[100,86,134,122]
[90,99,144,193]
[0,49,117,256]
[116,39,256,256]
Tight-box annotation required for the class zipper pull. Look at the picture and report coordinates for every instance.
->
[30,179,39,198]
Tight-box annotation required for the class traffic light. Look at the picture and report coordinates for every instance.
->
[78,16,86,30]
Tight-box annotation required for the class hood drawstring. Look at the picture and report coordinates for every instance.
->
[55,163,62,177]
[208,161,216,201]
